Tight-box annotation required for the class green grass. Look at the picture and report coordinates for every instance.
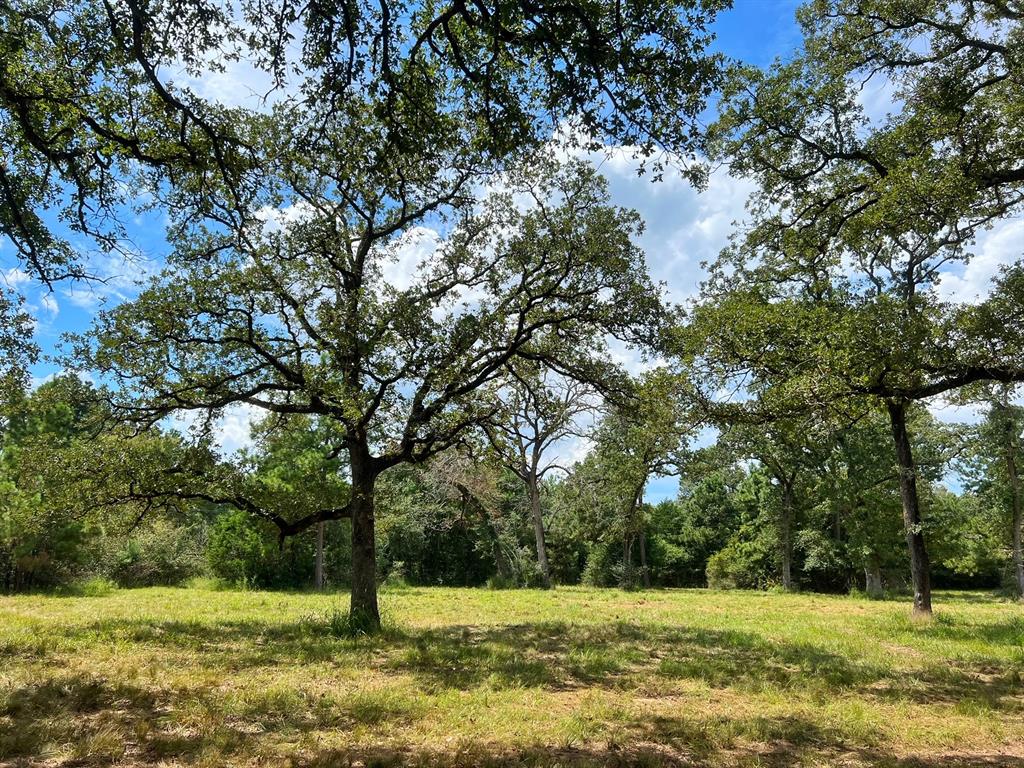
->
[1,587,1022,767]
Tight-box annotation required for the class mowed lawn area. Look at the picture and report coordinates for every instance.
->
[1,587,1023,767]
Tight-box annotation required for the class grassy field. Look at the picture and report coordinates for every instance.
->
[1,586,1023,767]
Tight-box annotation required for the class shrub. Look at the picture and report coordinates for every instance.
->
[581,539,618,587]
[206,509,352,589]
[706,533,775,590]
[66,576,118,597]
[103,519,208,587]
[207,509,268,587]
[0,479,91,591]
[181,575,233,591]
[381,561,411,591]
[486,574,516,590]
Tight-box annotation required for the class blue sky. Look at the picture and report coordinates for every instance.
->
[5,0,1016,502]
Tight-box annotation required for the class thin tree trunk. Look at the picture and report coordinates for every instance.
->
[638,525,650,588]
[622,534,634,589]
[886,401,932,616]
[630,484,648,589]
[528,477,552,589]
[315,521,325,590]
[864,556,883,599]
[349,450,380,630]
[493,539,513,583]
[485,517,514,583]
[1003,423,1024,600]
[780,480,794,591]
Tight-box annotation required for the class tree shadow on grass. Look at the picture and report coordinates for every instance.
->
[297,739,1024,768]
[5,614,1023,766]
[930,591,1017,605]
[378,620,1024,708]
[0,668,428,765]
[4,673,1016,768]
[52,613,1024,703]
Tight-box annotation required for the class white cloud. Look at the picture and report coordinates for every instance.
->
[179,59,284,111]
[927,393,984,426]
[380,226,440,292]
[28,371,57,389]
[29,369,95,391]
[575,146,754,305]
[935,217,1024,304]
[168,402,266,457]
[854,74,902,126]
[61,252,159,311]
[928,389,1024,426]
[255,200,317,235]
[217,403,265,455]
[39,293,59,317]
[2,267,31,289]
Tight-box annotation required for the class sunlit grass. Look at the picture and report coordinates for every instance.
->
[1,586,1022,766]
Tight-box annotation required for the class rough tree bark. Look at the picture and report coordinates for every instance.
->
[638,525,651,588]
[886,400,932,616]
[349,447,380,629]
[622,534,634,588]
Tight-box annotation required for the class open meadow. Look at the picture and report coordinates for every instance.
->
[1,586,1023,767]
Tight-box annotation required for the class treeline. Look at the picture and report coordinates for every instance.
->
[3,374,1018,597]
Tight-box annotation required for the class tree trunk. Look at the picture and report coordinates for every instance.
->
[528,477,552,589]
[622,534,634,589]
[1004,426,1024,600]
[485,517,514,583]
[484,517,513,583]
[864,556,883,599]
[349,451,380,630]
[886,400,932,616]
[315,521,325,590]
[780,480,794,591]
[638,525,650,588]
[493,539,513,583]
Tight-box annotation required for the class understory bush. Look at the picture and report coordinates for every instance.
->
[207,509,352,589]
[101,519,209,587]
[706,531,776,590]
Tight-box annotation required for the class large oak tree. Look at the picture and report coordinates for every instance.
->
[2,0,730,626]
[690,0,1024,615]
[78,159,664,628]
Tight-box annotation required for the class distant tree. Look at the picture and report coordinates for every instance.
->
[239,415,351,589]
[415,450,523,586]
[0,292,33,401]
[648,465,747,586]
[716,417,836,590]
[581,369,691,587]
[962,387,1024,598]
[703,468,777,590]
[812,411,905,596]
[0,375,151,589]
[483,365,595,588]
